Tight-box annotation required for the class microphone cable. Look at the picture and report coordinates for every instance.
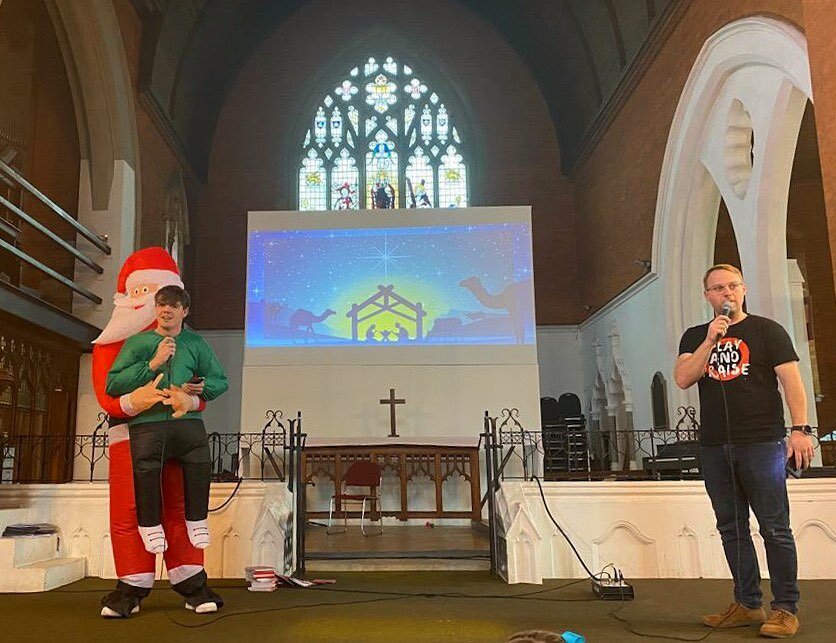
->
[531,475,611,582]
[709,306,745,630]
[716,305,746,626]
[157,348,172,582]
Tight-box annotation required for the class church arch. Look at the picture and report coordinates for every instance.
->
[653,17,814,410]
[46,0,138,212]
[40,0,140,332]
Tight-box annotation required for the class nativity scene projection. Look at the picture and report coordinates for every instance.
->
[245,219,535,351]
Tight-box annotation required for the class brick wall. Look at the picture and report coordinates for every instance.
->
[572,0,836,425]
[112,0,193,257]
[786,105,836,429]
[571,0,805,312]
[186,0,579,329]
[802,0,836,297]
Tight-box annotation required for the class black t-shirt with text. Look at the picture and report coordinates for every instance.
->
[678,314,798,445]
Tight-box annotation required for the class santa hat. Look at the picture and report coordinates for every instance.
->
[117,246,184,294]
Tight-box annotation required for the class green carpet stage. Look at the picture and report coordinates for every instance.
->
[2,574,834,642]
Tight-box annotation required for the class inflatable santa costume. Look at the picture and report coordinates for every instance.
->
[92,247,222,617]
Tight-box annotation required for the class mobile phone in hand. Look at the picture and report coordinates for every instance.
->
[786,458,803,479]
[188,375,205,384]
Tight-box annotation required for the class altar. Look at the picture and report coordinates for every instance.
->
[302,438,481,521]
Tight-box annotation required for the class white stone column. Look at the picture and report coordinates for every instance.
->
[654,18,813,416]
[787,260,822,465]
[74,161,137,465]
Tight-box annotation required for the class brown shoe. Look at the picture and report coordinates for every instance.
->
[759,609,799,638]
[702,602,766,628]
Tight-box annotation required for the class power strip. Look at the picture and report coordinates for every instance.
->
[591,577,635,601]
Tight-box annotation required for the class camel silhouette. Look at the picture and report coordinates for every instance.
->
[289,308,336,335]
[458,276,532,344]
[263,301,286,325]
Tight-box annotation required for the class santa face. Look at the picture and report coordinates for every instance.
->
[93,282,162,345]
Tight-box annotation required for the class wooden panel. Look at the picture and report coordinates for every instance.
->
[303,444,481,521]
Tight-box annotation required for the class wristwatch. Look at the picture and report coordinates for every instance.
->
[791,425,814,435]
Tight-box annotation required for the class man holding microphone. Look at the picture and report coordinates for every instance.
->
[674,264,814,639]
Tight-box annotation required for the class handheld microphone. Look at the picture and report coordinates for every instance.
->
[165,337,175,380]
[715,303,732,342]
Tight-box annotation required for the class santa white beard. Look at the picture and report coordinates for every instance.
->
[93,292,157,345]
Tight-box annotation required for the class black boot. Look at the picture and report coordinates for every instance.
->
[100,580,151,618]
[171,569,224,614]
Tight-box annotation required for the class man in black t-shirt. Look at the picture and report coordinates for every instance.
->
[674,264,814,639]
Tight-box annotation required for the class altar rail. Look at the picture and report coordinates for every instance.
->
[301,444,481,521]
[1,410,295,484]
[486,417,836,482]
[3,415,833,485]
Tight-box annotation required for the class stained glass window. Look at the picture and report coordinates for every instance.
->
[298,55,469,210]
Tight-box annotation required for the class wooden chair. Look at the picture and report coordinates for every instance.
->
[327,460,383,536]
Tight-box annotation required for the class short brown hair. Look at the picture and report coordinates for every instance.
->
[703,263,743,289]
[155,284,190,309]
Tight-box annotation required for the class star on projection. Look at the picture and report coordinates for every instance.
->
[360,233,411,279]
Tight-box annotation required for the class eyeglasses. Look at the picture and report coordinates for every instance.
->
[705,281,743,294]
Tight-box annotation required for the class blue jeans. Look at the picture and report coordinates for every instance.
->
[700,441,799,613]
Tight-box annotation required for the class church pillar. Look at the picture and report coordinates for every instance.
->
[619,403,636,471]
[802,0,836,296]
[697,64,806,337]
[786,260,822,461]
[655,18,813,414]
[45,0,140,447]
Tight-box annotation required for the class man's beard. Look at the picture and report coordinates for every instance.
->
[93,292,157,344]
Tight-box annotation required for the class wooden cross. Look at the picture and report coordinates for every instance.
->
[379,388,406,437]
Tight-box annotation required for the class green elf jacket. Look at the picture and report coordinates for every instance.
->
[106,326,228,426]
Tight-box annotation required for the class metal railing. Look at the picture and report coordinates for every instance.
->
[0,410,301,484]
[480,408,835,484]
[0,432,295,484]
[0,158,110,306]
[0,410,309,576]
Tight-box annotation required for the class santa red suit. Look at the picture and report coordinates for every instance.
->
[93,247,221,617]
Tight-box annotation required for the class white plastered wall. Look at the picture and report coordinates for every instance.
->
[499,478,836,583]
[0,482,294,581]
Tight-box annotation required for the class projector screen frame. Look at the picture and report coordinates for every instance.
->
[245,206,536,366]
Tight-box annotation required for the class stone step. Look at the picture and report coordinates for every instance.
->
[0,534,59,568]
[0,556,85,593]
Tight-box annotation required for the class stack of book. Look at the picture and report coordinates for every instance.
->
[244,566,278,592]
[2,523,58,538]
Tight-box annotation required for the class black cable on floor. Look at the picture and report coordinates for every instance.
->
[608,606,715,642]
[532,472,721,641]
[161,594,409,628]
